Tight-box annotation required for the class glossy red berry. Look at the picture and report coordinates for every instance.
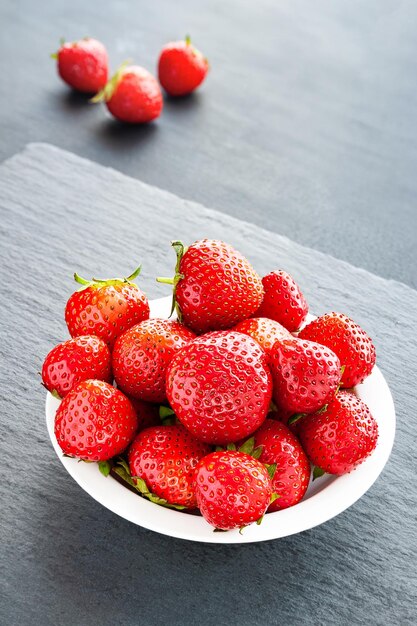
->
[42,335,111,397]
[158,36,209,96]
[233,317,292,359]
[255,270,308,332]
[54,380,138,461]
[54,38,108,93]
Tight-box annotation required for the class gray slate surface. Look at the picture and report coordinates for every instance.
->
[1,0,417,289]
[0,143,416,626]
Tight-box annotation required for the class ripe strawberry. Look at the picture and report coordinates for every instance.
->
[42,335,111,398]
[158,35,209,97]
[194,451,273,530]
[54,380,138,461]
[65,267,149,349]
[127,397,161,431]
[269,338,341,414]
[158,240,264,334]
[233,317,292,358]
[251,419,310,511]
[254,270,308,332]
[128,424,211,509]
[297,391,379,475]
[51,38,108,93]
[298,312,376,388]
[92,64,163,123]
[113,319,196,403]
[166,331,272,444]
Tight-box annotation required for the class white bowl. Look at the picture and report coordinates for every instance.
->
[46,296,395,543]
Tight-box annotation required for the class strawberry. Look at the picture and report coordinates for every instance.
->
[297,391,379,475]
[92,64,163,123]
[65,267,149,350]
[158,240,264,334]
[232,317,292,358]
[51,38,108,94]
[54,380,138,461]
[158,35,209,97]
[166,331,272,444]
[112,319,196,403]
[128,424,211,509]
[127,397,161,431]
[194,450,273,530]
[42,335,111,398]
[298,312,376,388]
[251,419,310,510]
[254,270,308,332]
[269,338,341,415]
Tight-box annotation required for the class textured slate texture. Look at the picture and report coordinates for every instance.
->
[0,144,416,626]
[1,0,417,289]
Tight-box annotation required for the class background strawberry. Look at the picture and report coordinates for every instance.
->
[269,337,341,414]
[297,391,379,475]
[158,35,209,96]
[92,64,163,123]
[127,397,162,431]
[159,239,263,334]
[52,37,108,93]
[194,450,273,530]
[233,317,292,358]
[255,270,308,332]
[113,319,196,403]
[298,312,376,388]
[54,380,138,461]
[42,335,111,398]
[65,267,149,349]
[251,419,310,510]
[128,424,211,509]
[166,331,272,444]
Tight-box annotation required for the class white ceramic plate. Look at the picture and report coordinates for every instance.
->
[46,296,395,543]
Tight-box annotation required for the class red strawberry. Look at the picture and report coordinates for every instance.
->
[269,338,341,414]
[251,419,310,511]
[268,409,299,434]
[166,331,272,444]
[65,267,149,349]
[92,64,163,123]
[158,35,209,97]
[297,391,379,475]
[52,38,108,94]
[194,450,273,530]
[233,317,292,358]
[113,319,196,403]
[127,397,161,431]
[255,270,308,332]
[54,380,138,461]
[42,335,111,398]
[298,312,376,388]
[158,240,264,334]
[128,424,211,508]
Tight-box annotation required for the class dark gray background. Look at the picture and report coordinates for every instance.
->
[1,0,416,287]
[0,144,416,626]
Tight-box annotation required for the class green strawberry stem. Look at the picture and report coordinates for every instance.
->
[313,466,326,480]
[156,240,187,318]
[185,34,191,45]
[90,60,131,103]
[288,412,307,425]
[73,266,142,290]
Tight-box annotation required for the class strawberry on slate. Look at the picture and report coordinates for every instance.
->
[42,335,111,398]
[158,35,209,97]
[65,267,149,349]
[269,337,341,415]
[158,240,264,334]
[297,391,379,475]
[233,317,292,358]
[255,270,308,332]
[51,37,108,93]
[54,380,138,461]
[92,64,163,123]
[128,424,211,509]
[251,419,310,511]
[298,312,376,388]
[194,450,273,530]
[112,318,196,403]
[166,331,272,445]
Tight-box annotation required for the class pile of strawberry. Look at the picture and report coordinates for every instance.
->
[51,35,209,123]
[43,239,378,532]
